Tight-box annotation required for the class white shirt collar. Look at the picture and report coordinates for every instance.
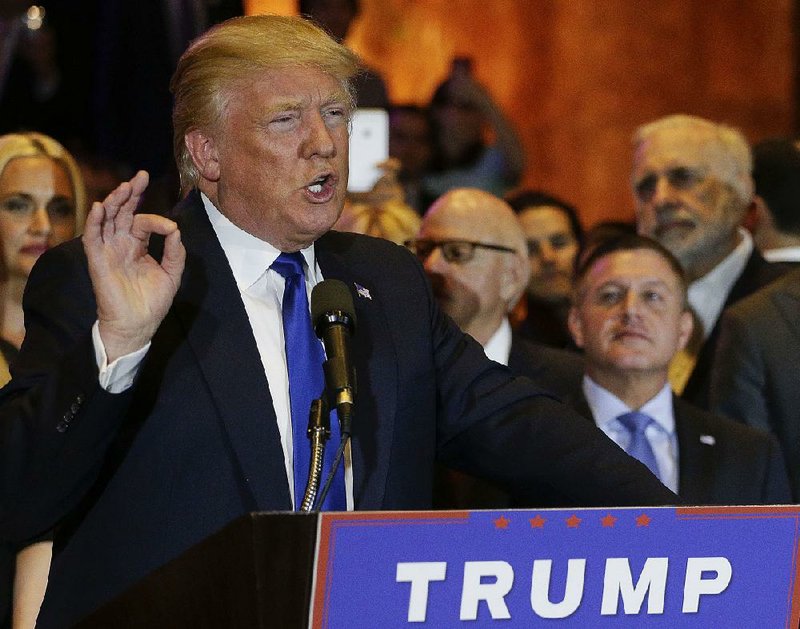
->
[483,318,513,366]
[582,376,675,435]
[763,246,800,263]
[201,192,318,290]
[687,227,753,339]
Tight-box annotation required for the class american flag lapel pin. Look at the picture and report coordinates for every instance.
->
[354,282,372,300]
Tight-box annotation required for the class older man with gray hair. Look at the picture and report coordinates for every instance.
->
[632,114,786,408]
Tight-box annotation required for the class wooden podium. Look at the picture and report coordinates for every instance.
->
[76,507,800,627]
[76,513,318,628]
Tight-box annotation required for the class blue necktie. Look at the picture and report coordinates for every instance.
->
[616,411,661,482]
[271,252,346,511]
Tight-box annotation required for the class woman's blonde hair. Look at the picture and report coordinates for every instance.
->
[335,199,421,245]
[171,14,360,193]
[0,132,87,232]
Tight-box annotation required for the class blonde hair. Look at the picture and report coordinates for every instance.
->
[335,199,421,245]
[633,114,754,203]
[0,132,87,232]
[171,14,360,193]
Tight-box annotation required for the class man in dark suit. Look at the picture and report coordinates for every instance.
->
[0,16,674,627]
[562,233,790,505]
[710,268,800,500]
[632,115,787,409]
[409,188,584,507]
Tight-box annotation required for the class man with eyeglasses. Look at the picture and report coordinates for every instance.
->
[632,114,787,408]
[408,188,585,507]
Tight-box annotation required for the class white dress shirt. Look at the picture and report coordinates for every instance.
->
[687,228,753,340]
[763,245,800,263]
[94,193,354,510]
[582,376,679,493]
[482,318,513,366]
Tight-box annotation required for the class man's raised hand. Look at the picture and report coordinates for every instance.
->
[82,171,186,363]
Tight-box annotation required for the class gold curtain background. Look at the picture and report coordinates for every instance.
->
[246,0,794,226]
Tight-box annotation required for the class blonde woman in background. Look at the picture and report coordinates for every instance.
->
[0,132,86,629]
[335,159,421,244]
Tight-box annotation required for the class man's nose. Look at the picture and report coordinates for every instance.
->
[302,113,337,159]
[620,290,642,318]
[651,174,678,206]
[538,241,557,264]
[422,245,448,274]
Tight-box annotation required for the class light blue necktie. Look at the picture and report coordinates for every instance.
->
[271,252,346,511]
[616,411,661,482]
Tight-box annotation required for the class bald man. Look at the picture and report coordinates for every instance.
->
[408,188,584,507]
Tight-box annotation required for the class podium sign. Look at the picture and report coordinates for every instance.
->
[310,506,800,627]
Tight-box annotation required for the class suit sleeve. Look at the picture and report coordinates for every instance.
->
[411,255,678,508]
[761,433,792,504]
[709,309,772,433]
[0,243,134,543]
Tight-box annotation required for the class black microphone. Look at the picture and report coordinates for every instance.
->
[311,279,357,436]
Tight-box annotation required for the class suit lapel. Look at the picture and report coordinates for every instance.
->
[684,249,784,405]
[169,192,292,510]
[673,397,715,503]
[316,233,398,509]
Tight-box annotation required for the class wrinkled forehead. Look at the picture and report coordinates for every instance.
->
[583,249,683,292]
[633,126,740,186]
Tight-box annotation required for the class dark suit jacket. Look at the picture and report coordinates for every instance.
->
[710,268,800,500]
[682,248,786,408]
[0,191,675,627]
[564,386,790,505]
[434,335,584,509]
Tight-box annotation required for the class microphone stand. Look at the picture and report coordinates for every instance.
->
[299,397,330,513]
[314,403,352,511]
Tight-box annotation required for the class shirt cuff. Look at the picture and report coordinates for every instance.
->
[92,321,150,393]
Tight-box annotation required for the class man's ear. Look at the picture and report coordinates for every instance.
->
[500,253,529,312]
[676,308,694,351]
[567,306,585,349]
[185,130,220,182]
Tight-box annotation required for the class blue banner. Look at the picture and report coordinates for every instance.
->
[310,506,800,627]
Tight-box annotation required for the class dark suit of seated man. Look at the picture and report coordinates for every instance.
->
[552,233,790,507]
[0,16,676,628]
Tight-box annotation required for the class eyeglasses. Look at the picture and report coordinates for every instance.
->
[404,238,516,264]
[633,166,706,202]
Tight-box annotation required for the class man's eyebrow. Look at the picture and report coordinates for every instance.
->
[263,91,351,115]
[639,278,676,292]
[264,100,304,114]
[321,90,352,107]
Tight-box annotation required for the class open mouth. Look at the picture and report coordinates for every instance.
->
[305,173,336,201]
